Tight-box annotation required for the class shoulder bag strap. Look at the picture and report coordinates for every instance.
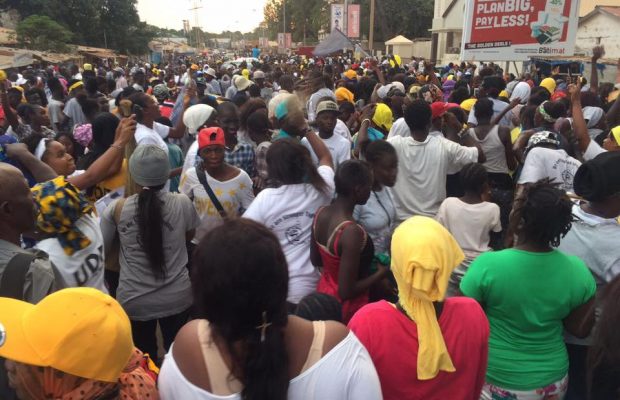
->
[0,252,37,300]
[196,168,227,218]
[113,197,127,225]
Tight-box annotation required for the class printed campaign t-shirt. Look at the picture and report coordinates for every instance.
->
[518,147,581,193]
[35,213,107,293]
[180,167,254,244]
[301,133,351,170]
[460,249,596,390]
[243,165,336,303]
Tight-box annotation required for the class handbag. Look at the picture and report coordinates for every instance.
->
[195,167,227,219]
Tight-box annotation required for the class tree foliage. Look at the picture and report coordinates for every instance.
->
[261,0,433,44]
[4,0,156,54]
[15,14,72,52]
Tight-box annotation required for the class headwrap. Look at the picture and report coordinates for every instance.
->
[525,130,560,154]
[539,77,556,95]
[408,85,422,100]
[241,69,250,80]
[372,103,393,132]
[421,84,443,103]
[343,70,357,80]
[582,106,605,128]
[73,124,93,147]
[498,90,509,98]
[510,82,531,104]
[391,216,464,380]
[183,104,215,134]
[442,79,455,102]
[5,348,158,400]
[31,176,93,255]
[538,101,557,123]
[551,91,567,101]
[335,87,354,104]
[573,151,620,202]
[34,138,50,160]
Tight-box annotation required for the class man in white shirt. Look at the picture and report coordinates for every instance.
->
[468,76,512,127]
[388,100,484,222]
[302,100,351,169]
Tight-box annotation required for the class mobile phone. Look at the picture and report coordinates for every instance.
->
[132,104,144,123]
[118,99,132,118]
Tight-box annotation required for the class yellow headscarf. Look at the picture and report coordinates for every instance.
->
[460,98,477,112]
[611,125,620,145]
[335,87,354,104]
[242,69,250,79]
[540,77,556,95]
[372,103,393,131]
[391,216,464,380]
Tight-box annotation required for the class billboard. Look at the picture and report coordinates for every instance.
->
[461,0,580,61]
[347,4,360,38]
[331,4,345,32]
[277,33,292,49]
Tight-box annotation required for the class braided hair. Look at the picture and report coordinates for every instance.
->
[459,163,488,195]
[512,180,573,247]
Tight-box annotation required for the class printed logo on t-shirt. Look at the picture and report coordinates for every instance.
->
[74,245,104,286]
[285,223,303,245]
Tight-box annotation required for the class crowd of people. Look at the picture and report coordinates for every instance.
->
[0,43,619,400]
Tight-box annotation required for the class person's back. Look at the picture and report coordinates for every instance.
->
[461,248,595,389]
[388,134,476,220]
[159,317,381,400]
[349,298,488,400]
[468,125,509,174]
[518,146,581,193]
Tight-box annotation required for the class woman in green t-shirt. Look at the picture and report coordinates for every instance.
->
[460,180,596,400]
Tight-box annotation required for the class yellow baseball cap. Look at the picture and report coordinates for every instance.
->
[612,125,620,145]
[460,98,477,112]
[0,288,133,383]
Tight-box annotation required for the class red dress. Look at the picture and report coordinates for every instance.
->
[314,209,374,323]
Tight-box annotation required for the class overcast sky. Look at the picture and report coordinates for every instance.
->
[136,0,267,33]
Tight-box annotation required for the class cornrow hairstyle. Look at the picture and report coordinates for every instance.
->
[512,179,573,247]
[295,292,343,322]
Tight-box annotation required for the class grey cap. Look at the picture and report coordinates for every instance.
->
[128,145,170,187]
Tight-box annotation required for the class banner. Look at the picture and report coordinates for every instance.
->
[461,0,580,61]
[259,37,269,48]
[277,33,292,49]
[331,4,345,32]
[347,4,360,38]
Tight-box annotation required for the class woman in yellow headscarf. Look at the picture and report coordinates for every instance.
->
[349,216,490,400]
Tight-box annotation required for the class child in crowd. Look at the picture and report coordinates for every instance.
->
[436,162,502,296]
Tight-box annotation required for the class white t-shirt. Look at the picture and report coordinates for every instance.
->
[182,140,199,175]
[158,332,382,400]
[180,167,255,244]
[436,197,501,258]
[335,118,352,142]
[387,117,411,139]
[467,97,512,127]
[63,97,87,126]
[47,99,64,131]
[35,213,107,293]
[517,147,581,193]
[583,140,606,161]
[243,166,336,303]
[387,135,478,221]
[135,122,170,154]
[301,134,351,170]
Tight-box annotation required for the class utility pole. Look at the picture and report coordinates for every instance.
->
[369,0,375,53]
[344,0,348,37]
[189,0,203,49]
[283,0,286,35]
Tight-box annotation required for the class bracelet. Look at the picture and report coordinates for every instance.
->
[361,119,371,126]
[110,144,123,150]
[457,126,468,138]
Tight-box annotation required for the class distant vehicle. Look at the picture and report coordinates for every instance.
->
[232,57,259,66]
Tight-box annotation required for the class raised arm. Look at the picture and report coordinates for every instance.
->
[68,116,137,190]
[304,129,333,169]
[569,83,591,155]
[589,46,605,95]
[353,104,376,158]
[5,143,57,182]
[491,97,521,126]
[167,85,195,138]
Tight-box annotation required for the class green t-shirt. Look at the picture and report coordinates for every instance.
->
[460,248,596,390]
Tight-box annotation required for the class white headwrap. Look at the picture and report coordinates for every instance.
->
[510,82,531,104]
[34,138,49,161]
[183,104,215,134]
[582,106,605,128]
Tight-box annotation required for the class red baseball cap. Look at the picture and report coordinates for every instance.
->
[198,127,226,150]
[431,102,460,120]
